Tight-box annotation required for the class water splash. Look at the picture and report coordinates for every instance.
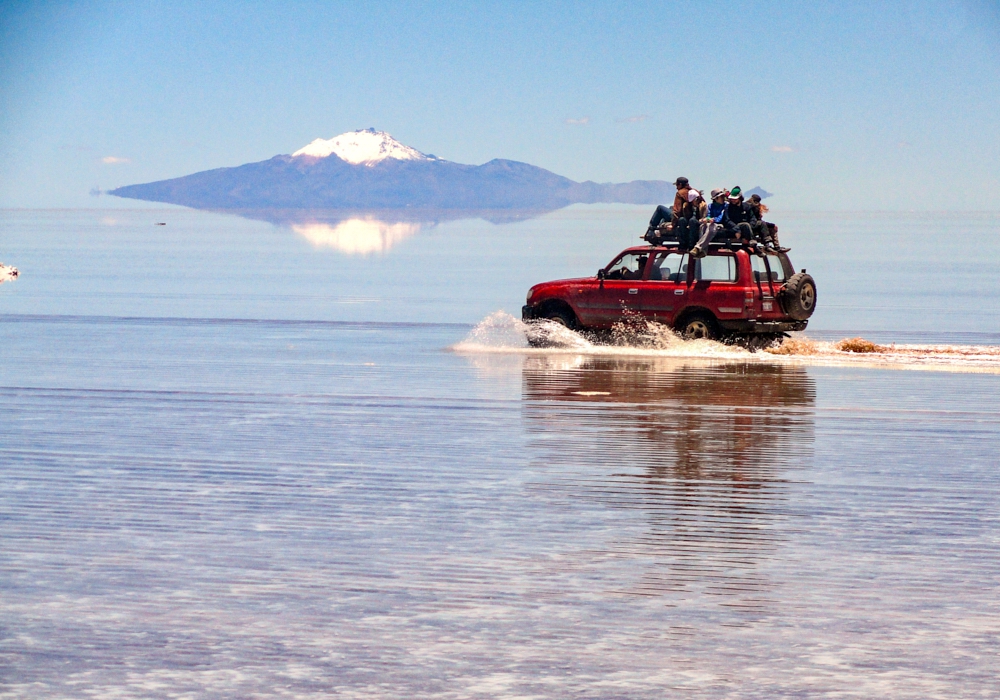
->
[0,263,19,284]
[453,312,1000,374]
[453,311,750,359]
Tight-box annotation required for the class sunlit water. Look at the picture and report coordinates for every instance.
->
[2,208,1000,697]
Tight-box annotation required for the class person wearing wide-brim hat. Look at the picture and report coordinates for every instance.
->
[691,189,729,257]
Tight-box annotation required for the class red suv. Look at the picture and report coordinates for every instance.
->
[522,242,816,342]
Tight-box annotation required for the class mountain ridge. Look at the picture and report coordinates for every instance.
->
[109,129,770,212]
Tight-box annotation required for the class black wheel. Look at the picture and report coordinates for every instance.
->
[780,273,817,321]
[677,311,719,340]
[542,308,577,329]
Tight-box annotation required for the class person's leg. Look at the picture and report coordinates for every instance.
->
[692,222,718,255]
[648,205,671,229]
[681,218,697,250]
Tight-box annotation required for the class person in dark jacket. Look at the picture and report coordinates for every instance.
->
[725,186,757,245]
[747,194,787,251]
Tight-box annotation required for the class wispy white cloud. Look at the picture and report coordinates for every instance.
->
[616,114,649,123]
[771,145,796,153]
[102,156,131,164]
[564,117,590,125]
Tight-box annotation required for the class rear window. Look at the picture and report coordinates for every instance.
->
[650,252,689,282]
[694,254,737,282]
[752,255,787,283]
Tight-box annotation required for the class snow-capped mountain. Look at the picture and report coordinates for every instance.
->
[110,129,679,211]
[292,128,432,165]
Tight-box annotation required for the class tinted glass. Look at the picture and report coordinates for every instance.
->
[695,254,737,282]
[651,252,688,282]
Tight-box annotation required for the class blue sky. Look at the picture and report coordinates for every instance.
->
[1,0,998,209]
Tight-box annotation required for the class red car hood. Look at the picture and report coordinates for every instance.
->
[527,277,594,303]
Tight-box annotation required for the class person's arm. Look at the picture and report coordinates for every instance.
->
[720,205,735,229]
[672,192,684,217]
[712,203,725,223]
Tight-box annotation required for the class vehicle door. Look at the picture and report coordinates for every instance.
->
[687,251,744,322]
[636,251,691,325]
[575,252,650,327]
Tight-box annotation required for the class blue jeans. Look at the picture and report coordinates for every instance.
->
[648,205,672,229]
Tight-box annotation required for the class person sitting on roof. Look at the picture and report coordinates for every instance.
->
[724,186,758,247]
[747,194,788,252]
[674,188,706,251]
[646,176,690,240]
[691,189,730,257]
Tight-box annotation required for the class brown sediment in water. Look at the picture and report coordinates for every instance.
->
[836,337,887,353]
[765,337,820,355]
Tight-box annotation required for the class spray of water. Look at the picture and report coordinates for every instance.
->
[0,264,19,284]
[453,311,1000,374]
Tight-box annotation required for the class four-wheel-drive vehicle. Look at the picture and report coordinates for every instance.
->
[522,242,816,342]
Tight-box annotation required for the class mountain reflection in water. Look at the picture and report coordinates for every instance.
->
[292,218,422,254]
[221,207,562,255]
[521,357,815,604]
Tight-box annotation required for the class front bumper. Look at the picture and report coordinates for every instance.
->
[718,319,808,333]
[522,304,536,321]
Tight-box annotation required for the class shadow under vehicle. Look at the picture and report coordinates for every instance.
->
[522,242,817,344]
[521,356,815,600]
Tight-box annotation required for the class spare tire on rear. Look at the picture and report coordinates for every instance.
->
[779,272,817,320]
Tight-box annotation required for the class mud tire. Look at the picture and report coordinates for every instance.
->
[542,308,577,329]
[676,311,720,341]
[780,273,817,321]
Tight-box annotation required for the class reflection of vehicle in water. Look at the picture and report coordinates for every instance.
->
[522,243,817,343]
[521,356,815,600]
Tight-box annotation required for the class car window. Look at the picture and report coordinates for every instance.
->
[605,253,649,280]
[694,254,737,282]
[767,254,790,282]
[650,252,688,283]
[751,255,769,283]
[751,254,786,283]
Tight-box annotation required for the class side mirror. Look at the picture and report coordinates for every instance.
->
[597,269,606,280]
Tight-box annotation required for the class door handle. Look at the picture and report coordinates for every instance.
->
[674,289,685,295]
[628,288,638,294]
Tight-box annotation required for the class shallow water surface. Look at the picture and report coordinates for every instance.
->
[2,316,999,698]
[1,209,999,697]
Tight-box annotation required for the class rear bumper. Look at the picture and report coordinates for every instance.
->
[718,319,808,333]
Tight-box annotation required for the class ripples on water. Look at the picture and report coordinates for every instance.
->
[3,316,999,697]
[3,208,1000,697]
[521,356,814,603]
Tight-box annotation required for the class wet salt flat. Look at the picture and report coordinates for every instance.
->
[2,209,1000,697]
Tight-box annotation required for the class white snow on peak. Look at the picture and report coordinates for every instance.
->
[292,128,430,165]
